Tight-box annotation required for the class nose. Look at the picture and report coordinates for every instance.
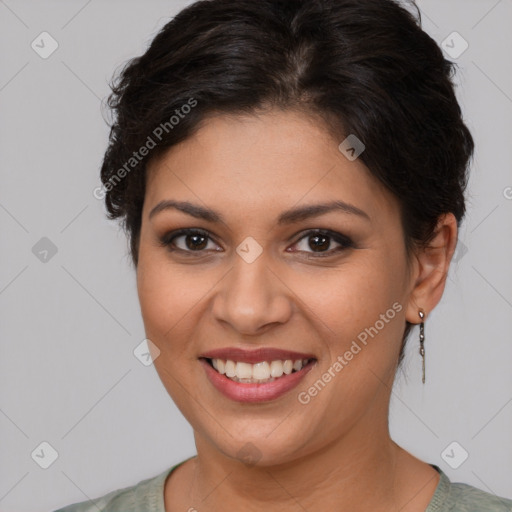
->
[211,250,293,336]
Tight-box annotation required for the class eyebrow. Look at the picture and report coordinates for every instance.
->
[149,199,371,224]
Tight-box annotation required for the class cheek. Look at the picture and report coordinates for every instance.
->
[136,248,231,372]
[138,264,202,346]
[136,255,209,417]
[301,255,406,371]
[293,262,405,420]
[137,247,187,345]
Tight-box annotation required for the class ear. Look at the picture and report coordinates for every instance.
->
[405,213,458,324]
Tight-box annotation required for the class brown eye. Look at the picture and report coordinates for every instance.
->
[159,228,219,254]
[307,233,330,252]
[290,229,354,257]
[182,232,208,250]
[159,228,353,258]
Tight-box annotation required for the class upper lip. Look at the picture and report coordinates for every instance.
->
[199,347,317,364]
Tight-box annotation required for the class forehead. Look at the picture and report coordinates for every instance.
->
[144,110,398,225]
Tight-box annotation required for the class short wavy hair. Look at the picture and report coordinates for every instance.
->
[99,0,474,366]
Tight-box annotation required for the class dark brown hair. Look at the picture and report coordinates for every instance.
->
[99,0,474,366]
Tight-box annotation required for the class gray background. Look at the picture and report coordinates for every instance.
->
[0,1,511,510]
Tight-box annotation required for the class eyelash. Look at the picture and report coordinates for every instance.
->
[158,228,354,258]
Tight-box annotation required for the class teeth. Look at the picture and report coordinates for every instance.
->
[253,361,270,379]
[225,360,236,378]
[270,360,284,378]
[209,358,312,382]
[236,362,253,379]
[283,360,293,375]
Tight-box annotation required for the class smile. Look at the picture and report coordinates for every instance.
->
[208,357,314,383]
[199,356,317,403]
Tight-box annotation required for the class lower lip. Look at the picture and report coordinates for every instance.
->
[200,358,316,403]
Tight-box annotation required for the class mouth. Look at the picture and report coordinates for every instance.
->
[201,357,316,383]
[198,354,317,403]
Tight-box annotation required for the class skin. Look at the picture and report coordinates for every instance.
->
[136,109,458,511]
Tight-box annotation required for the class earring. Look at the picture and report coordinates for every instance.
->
[418,309,425,384]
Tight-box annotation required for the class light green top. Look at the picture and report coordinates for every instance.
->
[53,459,512,512]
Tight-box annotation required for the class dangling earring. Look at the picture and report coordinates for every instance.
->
[418,309,425,384]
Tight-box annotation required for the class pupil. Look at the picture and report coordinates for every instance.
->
[187,234,207,250]
[310,235,329,251]
[184,234,331,252]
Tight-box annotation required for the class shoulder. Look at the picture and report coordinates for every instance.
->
[448,481,512,512]
[52,466,172,512]
[428,465,512,512]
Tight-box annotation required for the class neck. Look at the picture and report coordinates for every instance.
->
[184,418,405,512]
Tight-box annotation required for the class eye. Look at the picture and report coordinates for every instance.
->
[289,229,354,257]
[158,228,221,255]
[159,228,354,258]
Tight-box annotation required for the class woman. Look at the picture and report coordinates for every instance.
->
[55,0,512,510]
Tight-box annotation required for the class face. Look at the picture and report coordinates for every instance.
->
[137,109,416,466]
